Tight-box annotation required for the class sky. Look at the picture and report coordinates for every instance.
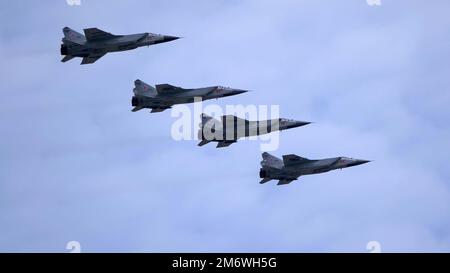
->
[1,0,450,252]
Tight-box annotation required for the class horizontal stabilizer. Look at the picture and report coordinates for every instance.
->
[260,178,272,184]
[277,179,295,185]
[131,106,143,112]
[84,28,117,41]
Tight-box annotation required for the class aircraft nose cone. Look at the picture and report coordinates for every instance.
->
[230,89,249,95]
[296,121,311,127]
[163,35,180,42]
[350,159,371,166]
[281,120,311,130]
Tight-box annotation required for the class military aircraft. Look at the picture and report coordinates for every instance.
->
[131,80,248,113]
[60,27,179,64]
[259,152,370,185]
[198,114,310,148]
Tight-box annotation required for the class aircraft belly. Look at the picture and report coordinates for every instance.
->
[286,165,316,176]
[308,166,332,174]
[107,45,131,52]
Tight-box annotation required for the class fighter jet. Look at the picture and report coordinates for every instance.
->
[259,152,370,185]
[131,80,248,113]
[60,27,179,64]
[198,114,310,148]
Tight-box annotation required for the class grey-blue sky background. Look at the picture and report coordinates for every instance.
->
[1,0,450,252]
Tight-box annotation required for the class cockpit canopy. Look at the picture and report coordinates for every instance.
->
[339,157,356,163]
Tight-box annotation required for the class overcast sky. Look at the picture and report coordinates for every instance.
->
[1,0,450,252]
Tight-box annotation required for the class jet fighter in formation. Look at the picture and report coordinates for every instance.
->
[259,152,370,185]
[60,26,370,185]
[131,80,248,113]
[197,114,310,148]
[60,27,179,64]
